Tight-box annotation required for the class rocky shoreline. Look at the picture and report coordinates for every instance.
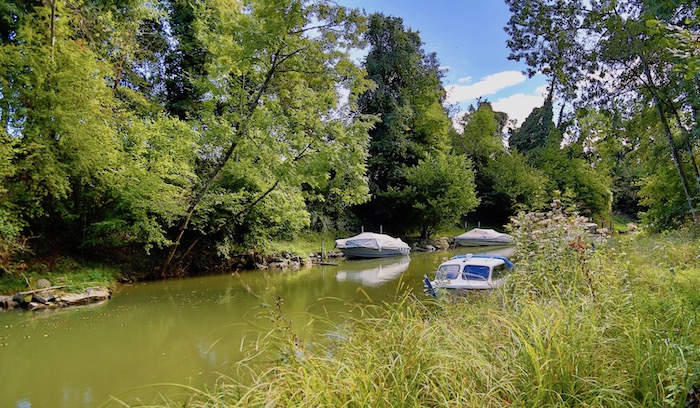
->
[0,285,111,311]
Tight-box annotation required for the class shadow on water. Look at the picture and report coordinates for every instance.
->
[0,245,513,407]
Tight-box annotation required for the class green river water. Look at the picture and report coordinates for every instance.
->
[0,247,511,407]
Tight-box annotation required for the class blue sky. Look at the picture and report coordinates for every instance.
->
[338,0,549,128]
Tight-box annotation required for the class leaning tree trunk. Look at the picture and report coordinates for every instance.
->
[158,44,287,276]
[640,55,700,223]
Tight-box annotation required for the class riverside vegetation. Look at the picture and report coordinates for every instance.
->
[136,204,700,407]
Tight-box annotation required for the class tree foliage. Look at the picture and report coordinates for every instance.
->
[401,152,478,238]
[0,0,376,275]
[505,0,700,227]
[356,13,454,234]
[455,102,547,224]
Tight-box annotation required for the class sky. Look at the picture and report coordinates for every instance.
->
[338,0,549,128]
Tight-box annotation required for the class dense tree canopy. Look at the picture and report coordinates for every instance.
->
[454,102,547,224]
[0,0,376,275]
[355,13,468,235]
[505,0,700,228]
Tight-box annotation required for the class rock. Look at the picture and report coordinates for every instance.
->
[36,278,52,289]
[12,293,26,305]
[0,295,14,310]
[4,286,112,311]
[269,260,288,269]
[85,286,111,300]
[58,287,111,307]
[32,294,49,305]
[28,302,47,311]
[425,245,436,252]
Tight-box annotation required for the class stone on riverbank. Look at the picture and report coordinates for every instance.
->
[2,286,112,311]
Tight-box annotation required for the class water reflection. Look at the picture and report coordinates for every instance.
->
[335,256,411,287]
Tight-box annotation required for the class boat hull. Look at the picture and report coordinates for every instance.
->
[340,247,410,259]
[454,239,512,247]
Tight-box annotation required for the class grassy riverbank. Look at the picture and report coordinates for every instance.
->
[0,257,124,295]
[156,208,700,407]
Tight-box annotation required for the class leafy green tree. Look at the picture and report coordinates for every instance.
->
[482,151,549,214]
[0,0,196,260]
[573,106,644,218]
[356,13,452,233]
[505,0,700,226]
[454,102,546,224]
[530,145,612,222]
[158,0,376,274]
[401,153,479,238]
[162,0,208,119]
[508,94,558,154]
[454,102,503,166]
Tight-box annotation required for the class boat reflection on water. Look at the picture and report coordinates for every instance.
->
[335,256,411,287]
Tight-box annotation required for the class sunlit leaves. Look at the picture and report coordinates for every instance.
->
[402,152,479,238]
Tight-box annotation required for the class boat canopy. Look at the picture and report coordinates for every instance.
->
[455,228,513,243]
[450,253,515,269]
[335,232,409,251]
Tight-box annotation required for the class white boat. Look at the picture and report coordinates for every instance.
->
[454,228,513,247]
[424,254,514,293]
[335,232,410,259]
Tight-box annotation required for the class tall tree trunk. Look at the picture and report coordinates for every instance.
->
[674,113,700,190]
[639,55,699,222]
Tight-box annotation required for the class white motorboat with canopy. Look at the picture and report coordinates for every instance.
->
[335,232,410,259]
[454,228,513,247]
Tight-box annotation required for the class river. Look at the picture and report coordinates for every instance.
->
[0,247,511,407]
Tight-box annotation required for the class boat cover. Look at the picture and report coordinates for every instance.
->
[455,228,513,243]
[335,232,409,251]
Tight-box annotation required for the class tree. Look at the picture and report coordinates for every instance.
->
[158,0,376,274]
[508,94,558,154]
[453,102,547,224]
[482,151,549,214]
[401,153,479,238]
[505,0,700,226]
[0,1,197,260]
[356,13,453,234]
[453,101,503,166]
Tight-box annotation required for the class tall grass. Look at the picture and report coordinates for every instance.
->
[143,205,700,407]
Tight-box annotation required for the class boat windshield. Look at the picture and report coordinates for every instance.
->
[463,265,490,280]
[438,264,460,279]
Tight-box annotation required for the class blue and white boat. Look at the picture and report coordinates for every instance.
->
[424,254,514,293]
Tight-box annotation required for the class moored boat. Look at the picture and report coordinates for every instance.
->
[424,253,514,292]
[454,228,513,247]
[335,232,410,259]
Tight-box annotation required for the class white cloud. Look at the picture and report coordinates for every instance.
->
[492,85,548,127]
[452,85,548,131]
[445,71,526,104]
